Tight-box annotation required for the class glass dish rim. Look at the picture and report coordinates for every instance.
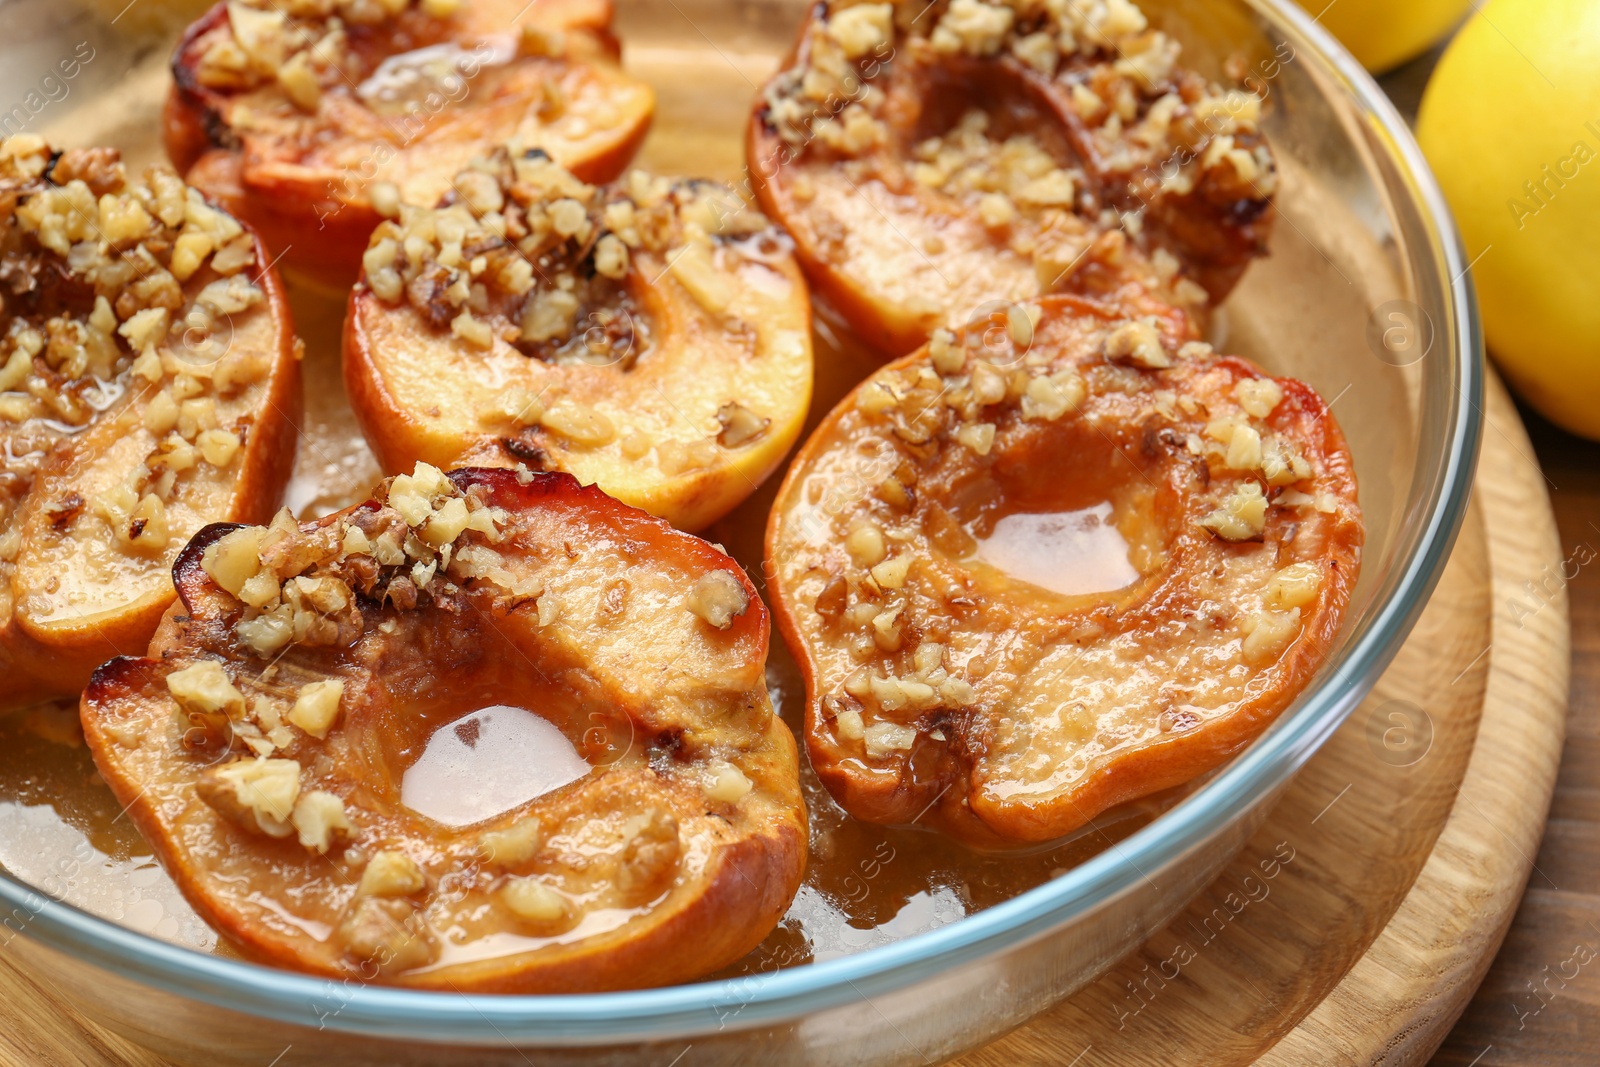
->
[0,0,1484,1046]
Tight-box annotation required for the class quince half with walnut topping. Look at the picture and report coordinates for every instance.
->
[164,0,654,289]
[766,295,1360,847]
[0,136,300,714]
[747,0,1275,356]
[81,464,806,990]
[344,149,813,531]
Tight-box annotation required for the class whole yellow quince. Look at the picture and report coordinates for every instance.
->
[1302,0,1470,73]
[1418,0,1600,439]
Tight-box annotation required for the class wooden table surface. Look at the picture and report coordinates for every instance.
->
[1426,402,1600,1066]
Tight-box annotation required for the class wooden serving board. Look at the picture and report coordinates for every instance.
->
[0,363,1567,1067]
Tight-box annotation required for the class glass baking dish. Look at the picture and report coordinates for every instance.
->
[0,0,1480,1062]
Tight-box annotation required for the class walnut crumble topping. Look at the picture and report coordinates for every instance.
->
[200,461,516,660]
[755,0,1276,324]
[0,135,267,556]
[764,0,1275,200]
[168,465,525,889]
[191,0,475,111]
[362,148,772,363]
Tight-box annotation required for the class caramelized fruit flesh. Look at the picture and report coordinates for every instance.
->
[164,0,655,289]
[766,295,1361,846]
[0,136,300,712]
[747,0,1275,356]
[344,151,813,531]
[81,465,806,990]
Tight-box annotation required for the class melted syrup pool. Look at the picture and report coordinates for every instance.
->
[401,706,590,828]
[972,503,1140,597]
[357,37,518,116]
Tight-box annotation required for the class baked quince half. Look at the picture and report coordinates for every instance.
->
[747,0,1276,355]
[766,295,1361,847]
[164,0,654,289]
[81,464,806,990]
[0,136,299,714]
[344,149,814,531]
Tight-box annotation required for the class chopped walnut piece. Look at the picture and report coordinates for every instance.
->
[288,679,344,739]
[166,660,245,719]
[685,570,750,629]
[277,50,322,111]
[1265,561,1322,610]
[368,181,401,219]
[931,0,1014,56]
[197,757,301,837]
[237,611,294,658]
[716,402,770,448]
[422,496,472,546]
[956,421,996,454]
[863,721,917,758]
[501,877,572,929]
[1260,435,1312,487]
[593,233,630,279]
[616,810,681,904]
[1020,368,1086,421]
[540,400,616,448]
[359,849,426,897]
[337,896,439,972]
[292,790,352,853]
[928,329,963,375]
[1235,377,1284,418]
[1199,481,1268,541]
[869,554,912,590]
[198,428,242,468]
[1219,421,1262,471]
[1104,319,1171,369]
[1241,607,1302,664]
[827,2,893,58]
[846,522,887,568]
[704,760,753,803]
[202,527,268,596]
[452,310,494,349]
[480,818,543,867]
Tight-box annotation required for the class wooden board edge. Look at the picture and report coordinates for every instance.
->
[1257,371,1571,1065]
